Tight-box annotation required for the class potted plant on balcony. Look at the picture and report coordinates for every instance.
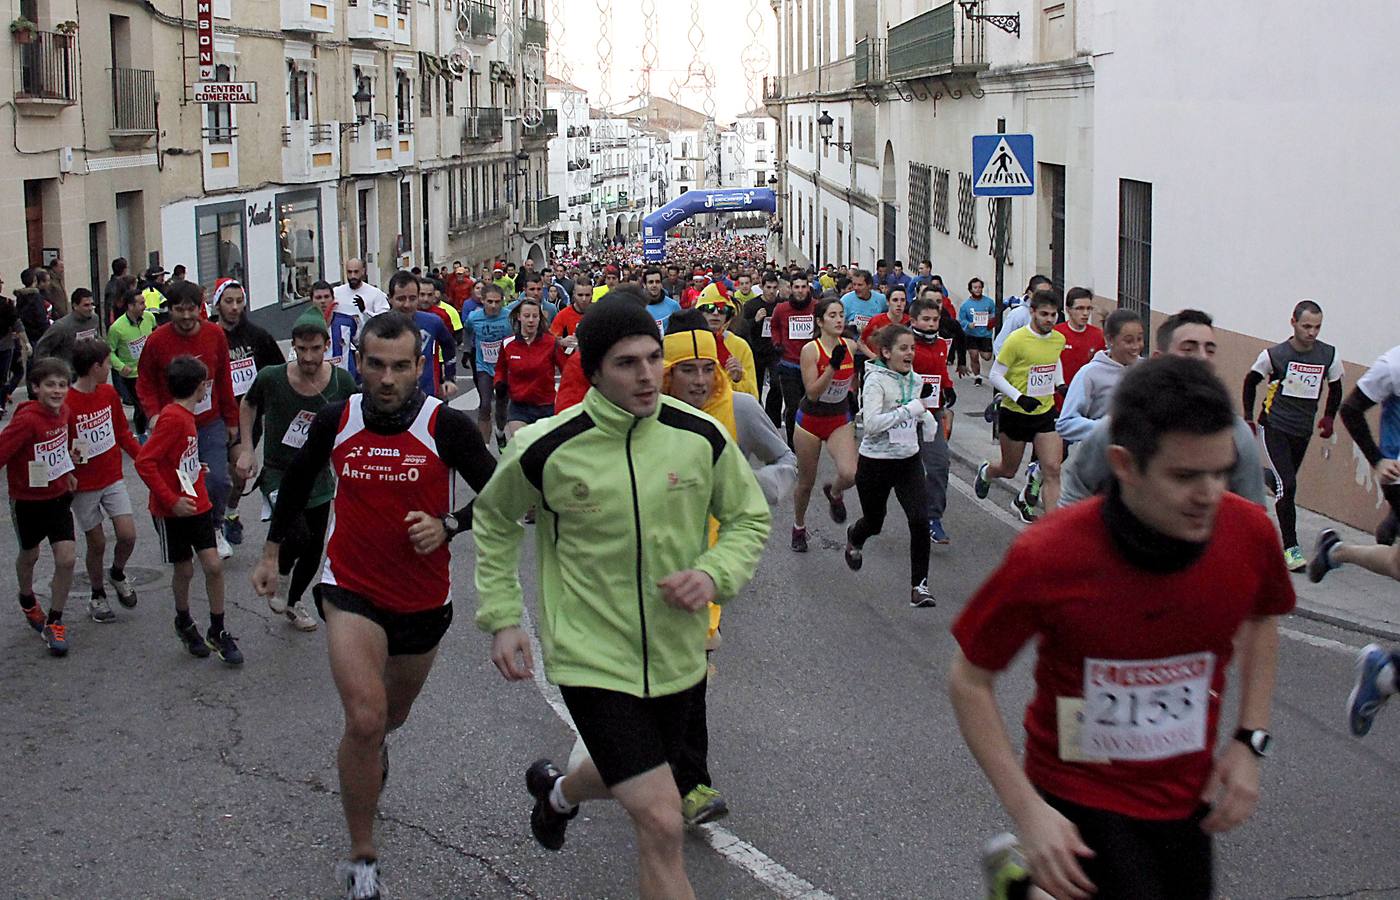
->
[10,16,38,44]
[56,20,78,35]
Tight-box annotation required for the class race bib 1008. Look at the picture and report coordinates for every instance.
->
[1281,361,1325,400]
[1077,652,1214,762]
[1026,364,1056,398]
[788,315,815,341]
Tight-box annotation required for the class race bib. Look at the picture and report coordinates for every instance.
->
[177,438,201,496]
[852,315,871,334]
[31,432,74,487]
[481,340,502,365]
[194,381,213,416]
[282,409,316,449]
[761,318,772,338]
[1281,361,1325,400]
[76,408,116,458]
[819,374,852,404]
[230,357,257,397]
[129,335,148,360]
[76,328,97,342]
[1077,652,1214,762]
[889,417,919,448]
[972,311,990,328]
[788,315,815,341]
[917,373,941,409]
[1026,364,1056,398]
[655,319,667,336]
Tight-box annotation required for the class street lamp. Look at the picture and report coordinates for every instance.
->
[817,110,851,152]
[352,80,373,124]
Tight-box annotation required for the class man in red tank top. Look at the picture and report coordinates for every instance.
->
[251,313,496,898]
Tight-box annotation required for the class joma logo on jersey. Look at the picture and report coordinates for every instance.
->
[367,447,400,458]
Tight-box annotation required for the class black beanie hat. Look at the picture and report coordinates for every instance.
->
[576,297,662,379]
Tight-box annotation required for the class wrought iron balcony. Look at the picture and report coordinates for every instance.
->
[523,16,547,48]
[110,67,156,132]
[462,106,504,143]
[886,1,985,80]
[527,195,560,229]
[460,0,495,37]
[522,108,558,140]
[14,30,76,109]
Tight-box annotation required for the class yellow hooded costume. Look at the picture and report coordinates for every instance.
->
[695,284,760,400]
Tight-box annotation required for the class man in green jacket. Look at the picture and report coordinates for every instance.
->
[106,289,157,440]
[474,290,770,900]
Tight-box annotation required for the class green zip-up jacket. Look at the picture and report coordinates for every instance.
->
[474,388,771,698]
[107,310,157,378]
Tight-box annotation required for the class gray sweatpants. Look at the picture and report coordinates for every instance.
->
[919,425,950,521]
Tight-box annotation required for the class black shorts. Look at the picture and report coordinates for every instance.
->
[507,401,555,426]
[314,583,453,657]
[967,335,993,353]
[560,680,706,788]
[11,495,75,550]
[999,407,1058,443]
[1041,791,1212,900]
[153,510,217,564]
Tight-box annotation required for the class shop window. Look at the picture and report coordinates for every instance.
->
[276,190,324,307]
[196,201,246,289]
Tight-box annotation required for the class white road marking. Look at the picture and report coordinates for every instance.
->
[1278,627,1363,657]
[517,609,838,900]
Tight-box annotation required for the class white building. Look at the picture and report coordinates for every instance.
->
[767,0,1400,530]
[546,77,593,249]
[720,109,777,190]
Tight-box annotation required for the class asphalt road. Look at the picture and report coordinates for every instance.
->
[1,402,1398,899]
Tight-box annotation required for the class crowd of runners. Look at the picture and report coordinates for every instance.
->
[1,241,1396,900]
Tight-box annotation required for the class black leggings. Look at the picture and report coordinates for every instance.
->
[1263,426,1311,548]
[277,501,331,606]
[777,364,805,446]
[849,453,930,587]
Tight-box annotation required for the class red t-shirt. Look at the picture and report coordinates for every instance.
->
[550,304,585,338]
[135,322,238,430]
[0,401,76,501]
[68,384,141,492]
[554,350,589,413]
[860,312,911,349]
[135,403,211,518]
[951,494,1295,820]
[495,331,566,406]
[445,273,473,308]
[770,300,818,366]
[1054,323,1106,388]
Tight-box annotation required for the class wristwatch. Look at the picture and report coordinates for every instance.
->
[1234,728,1273,758]
[442,512,462,538]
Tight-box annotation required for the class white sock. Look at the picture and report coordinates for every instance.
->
[549,776,575,813]
[1377,660,1397,696]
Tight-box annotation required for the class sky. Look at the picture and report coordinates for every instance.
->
[548,0,777,123]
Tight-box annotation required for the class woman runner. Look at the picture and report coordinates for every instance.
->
[494,296,567,442]
[792,296,858,552]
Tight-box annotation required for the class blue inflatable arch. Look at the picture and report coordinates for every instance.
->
[642,188,777,262]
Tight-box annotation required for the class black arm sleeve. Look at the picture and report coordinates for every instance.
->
[941,318,967,367]
[435,405,497,533]
[266,401,345,544]
[1340,387,1382,467]
[1324,378,1344,419]
[255,328,286,370]
[1242,370,1264,420]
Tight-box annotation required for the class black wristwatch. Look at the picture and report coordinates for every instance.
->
[1234,728,1273,758]
[442,513,462,539]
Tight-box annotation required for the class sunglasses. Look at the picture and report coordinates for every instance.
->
[697,304,730,315]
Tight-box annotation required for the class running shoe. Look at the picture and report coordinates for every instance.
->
[928,519,950,545]
[1283,545,1306,572]
[682,784,730,827]
[1347,644,1393,738]
[267,573,291,615]
[286,601,318,632]
[222,513,244,546]
[843,526,863,571]
[983,401,997,424]
[21,601,46,633]
[525,758,577,851]
[823,483,847,524]
[974,461,991,499]
[910,581,937,608]
[981,832,1031,900]
[175,617,211,658]
[1024,462,1042,508]
[495,430,508,452]
[207,629,244,666]
[1307,529,1342,583]
[1011,498,1037,525]
[88,595,116,624]
[335,858,382,900]
[110,575,138,608]
[41,622,67,656]
[215,531,233,561]
[790,525,808,553]
[974,376,983,387]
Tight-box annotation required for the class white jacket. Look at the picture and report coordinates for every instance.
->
[859,361,938,459]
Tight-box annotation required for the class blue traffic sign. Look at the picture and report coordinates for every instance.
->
[972,133,1035,197]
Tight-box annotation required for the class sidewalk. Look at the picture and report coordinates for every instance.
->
[940,378,1400,641]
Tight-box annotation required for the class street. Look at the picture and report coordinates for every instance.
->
[2,401,1398,900]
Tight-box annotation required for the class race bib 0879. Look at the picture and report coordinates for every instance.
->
[1078,652,1214,762]
[1026,364,1056,398]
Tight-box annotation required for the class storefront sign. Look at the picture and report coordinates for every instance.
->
[194,82,258,104]
[247,201,274,226]
[197,1,214,80]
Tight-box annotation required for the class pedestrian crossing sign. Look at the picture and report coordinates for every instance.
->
[972,133,1035,197]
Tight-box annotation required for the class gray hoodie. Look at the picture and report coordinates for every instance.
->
[33,309,102,366]
[1056,350,1134,443]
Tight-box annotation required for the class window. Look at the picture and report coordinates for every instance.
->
[275,190,324,307]
[957,172,977,248]
[288,61,311,122]
[195,202,246,289]
[396,70,412,132]
[807,118,813,152]
[448,168,460,226]
[205,63,234,144]
[1118,178,1152,323]
[837,120,845,163]
[444,76,454,111]
[932,167,950,234]
[420,72,433,116]
[756,120,765,140]
[908,163,931,267]
[399,178,413,252]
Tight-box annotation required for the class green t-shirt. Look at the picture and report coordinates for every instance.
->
[106,311,157,377]
[245,363,358,508]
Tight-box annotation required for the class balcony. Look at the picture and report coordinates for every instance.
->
[459,0,496,39]
[886,1,985,81]
[348,118,396,175]
[109,67,156,148]
[762,76,782,103]
[394,118,414,166]
[282,121,340,184]
[854,37,887,85]
[14,30,76,115]
[522,108,558,141]
[566,124,591,138]
[526,195,560,229]
[460,106,504,144]
[346,0,394,41]
[282,0,335,32]
[523,16,547,48]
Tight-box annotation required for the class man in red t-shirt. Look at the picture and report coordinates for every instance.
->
[1053,287,1107,406]
[445,261,473,310]
[950,355,1293,900]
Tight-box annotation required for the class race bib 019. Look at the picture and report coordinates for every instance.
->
[788,315,815,341]
[1281,361,1325,400]
[1077,652,1214,762]
[1026,364,1056,398]
[230,357,257,398]
[282,409,316,449]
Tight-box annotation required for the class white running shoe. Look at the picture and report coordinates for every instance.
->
[267,574,291,615]
[286,600,319,632]
[215,532,233,560]
[335,858,382,900]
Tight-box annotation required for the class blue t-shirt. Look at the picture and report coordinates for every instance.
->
[959,296,997,339]
[647,297,683,335]
[391,310,456,397]
[328,311,360,381]
[464,308,514,375]
[840,290,888,335]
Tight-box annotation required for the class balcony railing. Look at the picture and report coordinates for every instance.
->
[394,0,409,14]
[202,125,237,145]
[14,31,76,105]
[374,120,394,141]
[397,119,415,135]
[527,195,560,228]
[886,1,984,80]
[566,125,591,137]
[283,122,337,145]
[460,0,496,36]
[523,108,558,139]
[523,16,547,47]
[110,67,156,132]
[462,106,504,142]
[762,75,782,101]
